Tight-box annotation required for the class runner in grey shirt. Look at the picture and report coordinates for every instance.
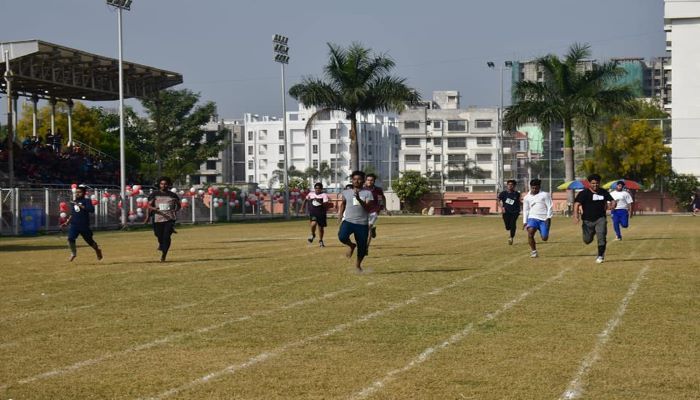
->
[337,170,375,272]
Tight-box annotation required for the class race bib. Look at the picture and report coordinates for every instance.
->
[352,197,360,206]
[73,205,81,212]
[158,203,171,211]
[312,200,321,207]
[505,198,515,205]
[592,194,604,201]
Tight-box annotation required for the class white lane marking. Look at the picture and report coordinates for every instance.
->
[560,265,650,400]
[140,261,519,400]
[350,267,572,400]
[0,274,354,391]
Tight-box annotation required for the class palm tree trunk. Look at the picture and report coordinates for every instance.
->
[349,115,359,171]
[563,119,575,203]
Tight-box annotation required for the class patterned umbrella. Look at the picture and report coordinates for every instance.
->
[604,179,642,190]
[556,179,591,190]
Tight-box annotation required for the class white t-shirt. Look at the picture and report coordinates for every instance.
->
[522,191,553,223]
[610,190,633,209]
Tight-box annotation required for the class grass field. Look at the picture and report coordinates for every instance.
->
[1,215,698,399]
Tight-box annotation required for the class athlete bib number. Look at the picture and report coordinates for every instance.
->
[505,198,515,205]
[158,203,171,211]
[352,197,360,206]
[592,194,604,201]
[312,200,322,207]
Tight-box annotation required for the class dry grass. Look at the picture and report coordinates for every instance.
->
[0,215,698,399]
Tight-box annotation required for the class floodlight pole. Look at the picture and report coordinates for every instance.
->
[273,34,290,219]
[4,50,15,187]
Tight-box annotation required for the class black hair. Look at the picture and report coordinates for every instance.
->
[366,173,377,180]
[314,182,323,188]
[587,174,602,183]
[506,179,517,185]
[530,179,541,186]
[157,176,173,186]
[351,170,366,179]
[616,180,625,187]
[344,184,353,189]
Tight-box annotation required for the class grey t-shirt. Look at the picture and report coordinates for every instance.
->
[341,188,374,225]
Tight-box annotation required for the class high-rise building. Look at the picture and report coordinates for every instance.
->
[189,118,246,185]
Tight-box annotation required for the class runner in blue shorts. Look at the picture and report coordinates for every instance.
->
[522,179,553,258]
[337,171,375,272]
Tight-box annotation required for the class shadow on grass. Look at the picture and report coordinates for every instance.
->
[619,237,675,241]
[396,253,460,257]
[213,238,297,244]
[612,257,684,262]
[0,244,67,252]
[379,267,477,275]
[100,256,256,266]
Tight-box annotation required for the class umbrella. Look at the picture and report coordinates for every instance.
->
[556,179,591,190]
[605,179,642,190]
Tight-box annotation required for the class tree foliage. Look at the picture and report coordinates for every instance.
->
[289,43,419,170]
[580,118,671,186]
[16,101,104,146]
[666,173,700,211]
[392,170,430,211]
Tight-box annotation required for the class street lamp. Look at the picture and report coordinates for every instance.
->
[273,34,290,219]
[107,0,131,227]
[487,60,512,195]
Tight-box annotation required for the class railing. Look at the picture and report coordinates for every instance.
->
[71,139,118,162]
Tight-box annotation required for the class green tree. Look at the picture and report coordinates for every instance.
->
[580,118,671,186]
[447,159,487,191]
[289,43,419,170]
[16,101,103,146]
[666,173,700,211]
[139,89,226,183]
[392,170,430,211]
[504,43,635,201]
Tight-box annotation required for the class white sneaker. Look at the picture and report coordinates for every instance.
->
[614,237,621,241]
[596,256,604,264]
[530,250,538,258]
[508,237,514,245]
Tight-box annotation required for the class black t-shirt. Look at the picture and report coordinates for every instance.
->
[498,190,521,214]
[575,188,614,221]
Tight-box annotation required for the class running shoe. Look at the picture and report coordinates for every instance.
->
[530,250,538,258]
[307,234,315,243]
[319,240,325,248]
[596,256,605,264]
[508,237,513,245]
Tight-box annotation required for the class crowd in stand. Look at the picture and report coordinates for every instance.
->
[0,130,120,185]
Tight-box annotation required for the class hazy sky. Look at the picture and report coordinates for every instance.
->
[2,0,665,118]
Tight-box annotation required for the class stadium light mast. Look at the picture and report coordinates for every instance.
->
[107,0,132,227]
[273,34,290,219]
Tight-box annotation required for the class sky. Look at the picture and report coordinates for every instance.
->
[1,0,666,119]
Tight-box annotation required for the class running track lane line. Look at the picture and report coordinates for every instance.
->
[0,273,353,391]
[559,265,651,400]
[348,267,573,400]
[138,252,538,400]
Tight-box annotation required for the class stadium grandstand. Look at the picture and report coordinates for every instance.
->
[0,39,183,187]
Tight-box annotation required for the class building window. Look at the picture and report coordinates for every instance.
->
[447,137,466,148]
[312,130,319,140]
[404,154,421,163]
[279,145,285,155]
[248,160,254,170]
[448,120,467,132]
[259,130,267,140]
[277,161,284,169]
[313,159,319,168]
[205,131,216,142]
[434,154,441,162]
[312,144,318,154]
[433,138,442,146]
[260,173,268,182]
[330,143,339,154]
[206,175,217,183]
[206,160,217,170]
[330,158,341,169]
[432,120,442,129]
[248,175,254,182]
[404,120,420,130]
[476,153,492,163]
[475,119,492,129]
[448,154,465,164]
[278,130,284,140]
[248,146,253,155]
[259,159,267,169]
[405,138,421,146]
[259,145,267,155]
[476,137,492,146]
[330,128,339,139]
[190,175,201,185]
[317,110,331,120]
[289,113,298,121]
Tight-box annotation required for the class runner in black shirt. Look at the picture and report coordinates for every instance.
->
[497,179,521,245]
[573,174,616,264]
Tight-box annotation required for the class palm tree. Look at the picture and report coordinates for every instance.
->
[504,43,635,200]
[289,43,419,170]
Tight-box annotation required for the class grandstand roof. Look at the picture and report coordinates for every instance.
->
[0,39,182,101]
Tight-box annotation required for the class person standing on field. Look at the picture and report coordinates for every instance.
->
[522,179,553,258]
[498,179,521,245]
[302,182,332,247]
[610,181,633,240]
[146,177,181,262]
[573,174,616,264]
[337,171,375,272]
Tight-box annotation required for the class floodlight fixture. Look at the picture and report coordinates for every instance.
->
[106,0,132,10]
[274,43,289,55]
[487,61,495,68]
[272,34,289,45]
[274,54,289,64]
[505,61,513,67]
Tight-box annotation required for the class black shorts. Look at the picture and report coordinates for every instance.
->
[309,213,327,227]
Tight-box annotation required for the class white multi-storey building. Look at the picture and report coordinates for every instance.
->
[189,119,246,185]
[665,0,700,177]
[399,91,510,192]
[243,105,400,189]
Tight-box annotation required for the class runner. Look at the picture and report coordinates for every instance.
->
[522,179,553,258]
[364,173,385,250]
[573,174,616,263]
[302,182,331,247]
[692,189,700,216]
[146,177,181,262]
[498,179,521,245]
[60,185,103,262]
[337,171,375,272]
[610,181,633,240]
